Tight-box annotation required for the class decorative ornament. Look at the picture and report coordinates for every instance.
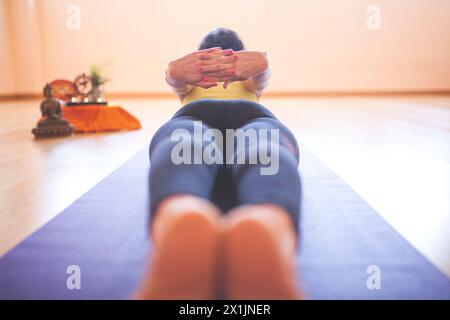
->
[50,79,78,102]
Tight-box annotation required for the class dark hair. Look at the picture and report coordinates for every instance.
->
[198,28,245,52]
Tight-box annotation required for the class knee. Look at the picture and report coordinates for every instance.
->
[258,144,299,176]
[149,117,211,158]
[149,138,176,165]
[277,146,300,176]
[150,125,223,166]
[239,118,300,162]
[231,138,298,177]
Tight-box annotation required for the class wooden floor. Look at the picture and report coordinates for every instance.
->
[0,95,449,277]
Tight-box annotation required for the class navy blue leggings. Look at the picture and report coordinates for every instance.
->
[149,99,302,230]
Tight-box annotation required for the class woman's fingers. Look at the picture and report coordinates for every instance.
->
[180,48,240,86]
[223,80,236,89]
[199,52,225,60]
[198,48,234,60]
[203,68,236,78]
[198,47,222,53]
[202,75,235,83]
[221,49,235,56]
[193,81,218,89]
[200,55,238,65]
[200,63,235,73]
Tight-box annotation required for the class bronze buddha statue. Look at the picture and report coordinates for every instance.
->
[32,84,75,138]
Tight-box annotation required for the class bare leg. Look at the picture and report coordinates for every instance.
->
[223,204,302,300]
[134,194,222,300]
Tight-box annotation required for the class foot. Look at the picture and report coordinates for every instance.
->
[222,204,302,300]
[134,195,222,300]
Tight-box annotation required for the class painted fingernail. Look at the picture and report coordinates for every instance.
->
[203,76,209,82]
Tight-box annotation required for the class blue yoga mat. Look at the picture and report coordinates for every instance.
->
[0,147,449,299]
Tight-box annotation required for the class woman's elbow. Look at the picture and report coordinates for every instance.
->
[259,52,269,70]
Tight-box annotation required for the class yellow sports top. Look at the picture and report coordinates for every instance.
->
[182,81,258,105]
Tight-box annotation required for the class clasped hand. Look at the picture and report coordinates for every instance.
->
[167,47,268,89]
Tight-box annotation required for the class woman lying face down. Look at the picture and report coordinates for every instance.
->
[134,28,303,300]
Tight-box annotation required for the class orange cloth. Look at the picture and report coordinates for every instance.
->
[62,105,141,133]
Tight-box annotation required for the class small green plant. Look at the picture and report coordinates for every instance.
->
[90,65,110,87]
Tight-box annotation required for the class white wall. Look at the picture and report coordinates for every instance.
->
[0,0,14,94]
[1,0,450,94]
[6,0,45,94]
